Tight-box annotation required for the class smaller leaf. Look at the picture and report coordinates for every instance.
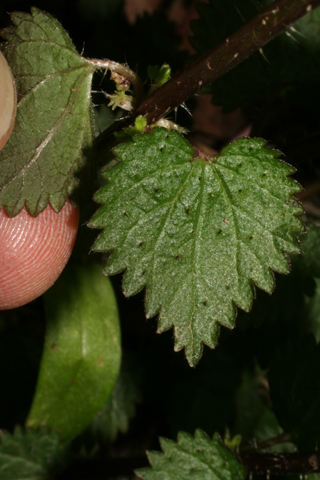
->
[306,277,320,342]
[295,225,320,279]
[136,430,246,480]
[0,427,68,480]
[0,8,95,216]
[26,262,121,441]
[147,64,171,94]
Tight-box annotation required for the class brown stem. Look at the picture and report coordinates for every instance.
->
[240,432,292,455]
[133,0,320,125]
[57,452,320,478]
[242,452,320,475]
[95,0,320,151]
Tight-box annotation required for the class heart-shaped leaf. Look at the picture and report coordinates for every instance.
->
[89,128,304,366]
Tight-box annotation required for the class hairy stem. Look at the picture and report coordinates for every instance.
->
[95,0,320,149]
[88,58,144,103]
[133,0,320,124]
[240,432,292,454]
[58,452,320,478]
[241,452,320,475]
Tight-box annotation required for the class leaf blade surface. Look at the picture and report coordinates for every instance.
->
[90,128,303,365]
[0,427,67,480]
[0,8,95,215]
[136,430,246,480]
[26,262,121,441]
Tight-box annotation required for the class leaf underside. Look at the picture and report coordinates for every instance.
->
[136,430,246,480]
[0,8,94,216]
[26,263,121,441]
[89,128,304,366]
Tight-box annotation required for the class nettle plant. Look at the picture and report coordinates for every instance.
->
[1,0,320,478]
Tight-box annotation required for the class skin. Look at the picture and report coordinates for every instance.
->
[0,200,79,310]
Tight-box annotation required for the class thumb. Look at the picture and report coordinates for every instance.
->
[0,200,79,310]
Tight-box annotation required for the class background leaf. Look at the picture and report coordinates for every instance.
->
[232,367,296,453]
[228,225,320,374]
[0,7,95,216]
[136,430,246,480]
[89,128,303,366]
[295,224,320,279]
[0,427,68,480]
[269,334,320,451]
[87,353,142,444]
[26,262,121,441]
[306,276,320,341]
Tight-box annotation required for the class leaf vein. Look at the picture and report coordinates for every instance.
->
[150,164,196,313]
[0,71,90,197]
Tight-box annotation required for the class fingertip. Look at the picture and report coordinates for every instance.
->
[0,199,79,310]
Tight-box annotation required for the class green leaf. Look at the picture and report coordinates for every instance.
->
[296,224,320,279]
[89,128,303,366]
[26,262,121,441]
[233,225,320,369]
[234,368,295,453]
[0,8,95,216]
[136,430,246,480]
[233,368,270,444]
[147,64,171,95]
[306,277,320,341]
[88,353,142,443]
[0,427,68,480]
[89,129,303,365]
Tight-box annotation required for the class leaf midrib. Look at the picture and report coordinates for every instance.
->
[0,69,92,196]
[217,159,294,204]
[212,164,241,287]
[149,164,197,315]
[104,161,191,210]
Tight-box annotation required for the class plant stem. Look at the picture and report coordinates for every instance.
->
[87,58,144,103]
[95,0,320,151]
[241,452,320,475]
[58,452,320,478]
[133,0,320,125]
[240,432,292,454]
